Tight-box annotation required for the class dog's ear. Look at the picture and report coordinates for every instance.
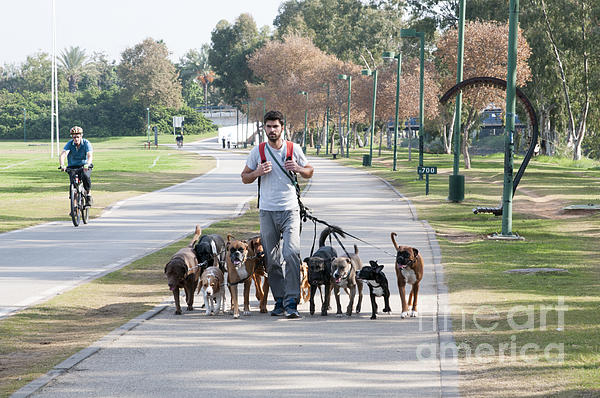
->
[248,239,255,253]
[303,257,310,264]
[369,260,378,267]
[412,248,419,258]
[227,234,234,242]
[164,264,168,274]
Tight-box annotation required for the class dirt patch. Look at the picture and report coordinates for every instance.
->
[436,231,483,243]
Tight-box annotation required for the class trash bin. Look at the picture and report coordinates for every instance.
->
[362,154,371,166]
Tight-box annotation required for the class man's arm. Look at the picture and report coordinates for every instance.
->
[84,152,93,169]
[59,150,69,170]
[241,162,272,184]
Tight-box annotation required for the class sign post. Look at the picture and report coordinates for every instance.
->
[417,166,438,195]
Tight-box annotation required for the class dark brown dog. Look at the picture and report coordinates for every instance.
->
[247,236,270,313]
[391,232,424,318]
[164,225,202,315]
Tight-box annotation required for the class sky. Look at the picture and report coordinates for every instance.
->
[0,0,285,65]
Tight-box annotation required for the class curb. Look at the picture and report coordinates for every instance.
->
[10,302,170,398]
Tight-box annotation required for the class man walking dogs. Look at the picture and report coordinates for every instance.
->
[241,111,314,318]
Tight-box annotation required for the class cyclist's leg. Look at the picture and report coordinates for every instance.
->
[81,168,92,193]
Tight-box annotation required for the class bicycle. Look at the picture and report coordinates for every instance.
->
[176,134,183,148]
[60,166,91,227]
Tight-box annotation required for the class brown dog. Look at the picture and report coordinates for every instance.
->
[247,236,270,313]
[164,225,202,315]
[226,234,254,319]
[391,232,424,318]
[197,266,225,316]
[331,245,363,317]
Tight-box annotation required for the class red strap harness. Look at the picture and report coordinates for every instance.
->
[259,141,294,163]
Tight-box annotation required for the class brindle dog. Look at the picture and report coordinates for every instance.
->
[247,236,270,313]
[164,225,202,315]
[303,226,342,316]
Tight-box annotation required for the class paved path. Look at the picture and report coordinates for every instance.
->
[0,137,254,319]
[14,138,459,397]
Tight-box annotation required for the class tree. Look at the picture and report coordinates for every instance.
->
[117,38,183,109]
[436,20,531,168]
[58,46,89,93]
[177,46,211,108]
[274,0,404,64]
[208,14,268,105]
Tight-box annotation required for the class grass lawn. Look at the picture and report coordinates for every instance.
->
[324,145,600,397]
[0,134,216,233]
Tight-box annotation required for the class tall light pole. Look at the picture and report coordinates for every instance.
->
[361,69,378,167]
[298,90,308,150]
[382,51,402,171]
[323,83,330,155]
[449,0,466,202]
[501,0,520,237]
[146,107,150,142]
[338,74,352,158]
[257,97,266,142]
[401,29,425,179]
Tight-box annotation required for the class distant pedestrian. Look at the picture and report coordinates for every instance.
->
[240,110,314,318]
[222,137,226,148]
[227,138,231,149]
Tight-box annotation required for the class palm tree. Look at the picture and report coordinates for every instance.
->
[58,46,88,92]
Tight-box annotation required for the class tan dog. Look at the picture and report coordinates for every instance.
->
[164,225,202,315]
[391,232,424,318]
[198,266,225,315]
[247,236,270,313]
[299,261,310,304]
[225,234,252,319]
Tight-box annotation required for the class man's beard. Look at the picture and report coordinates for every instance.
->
[267,132,281,143]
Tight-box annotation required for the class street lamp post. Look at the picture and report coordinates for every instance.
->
[146,107,150,142]
[256,97,266,142]
[298,90,308,150]
[338,74,352,158]
[382,51,402,171]
[400,29,425,180]
[361,69,378,167]
[449,0,466,202]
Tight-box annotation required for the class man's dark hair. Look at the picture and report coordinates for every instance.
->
[264,110,285,125]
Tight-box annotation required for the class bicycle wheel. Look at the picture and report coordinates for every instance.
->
[82,193,90,224]
[70,185,80,227]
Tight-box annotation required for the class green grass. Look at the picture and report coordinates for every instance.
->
[321,144,600,397]
[0,134,216,232]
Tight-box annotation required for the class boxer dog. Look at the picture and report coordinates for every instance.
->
[194,233,226,274]
[391,232,424,318]
[198,266,225,315]
[226,234,255,319]
[303,226,342,316]
[356,260,391,319]
[247,236,270,313]
[331,244,363,317]
[164,225,202,315]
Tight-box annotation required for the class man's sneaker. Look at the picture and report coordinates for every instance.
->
[270,299,284,316]
[86,194,93,206]
[284,299,301,319]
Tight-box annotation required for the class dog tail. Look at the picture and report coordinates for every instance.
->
[390,232,399,251]
[319,225,345,247]
[189,225,202,248]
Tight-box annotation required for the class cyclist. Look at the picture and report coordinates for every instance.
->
[176,132,183,147]
[59,126,94,206]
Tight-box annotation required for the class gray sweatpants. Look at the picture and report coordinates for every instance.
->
[259,209,301,303]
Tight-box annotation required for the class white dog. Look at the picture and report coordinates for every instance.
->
[197,266,225,315]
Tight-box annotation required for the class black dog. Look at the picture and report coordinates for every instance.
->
[303,226,343,316]
[194,234,226,275]
[356,260,391,319]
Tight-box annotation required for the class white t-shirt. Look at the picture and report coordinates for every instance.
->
[246,141,308,211]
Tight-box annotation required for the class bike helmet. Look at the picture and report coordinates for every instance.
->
[70,126,83,135]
